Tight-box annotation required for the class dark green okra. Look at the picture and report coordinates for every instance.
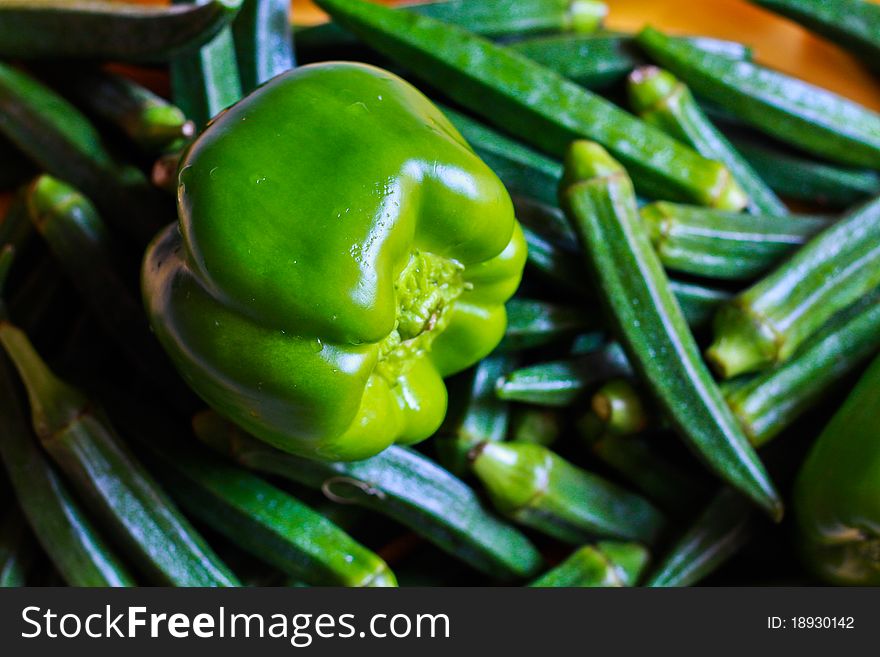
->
[636,27,880,168]
[0,322,239,587]
[495,342,632,407]
[0,0,242,62]
[723,289,880,446]
[446,108,562,208]
[0,64,167,246]
[529,542,649,587]
[25,175,196,415]
[315,0,747,209]
[640,202,830,281]
[733,137,880,209]
[499,298,595,351]
[559,140,781,519]
[707,196,880,378]
[297,0,608,51]
[436,353,514,475]
[749,0,880,71]
[172,1,243,130]
[471,441,665,544]
[39,66,194,155]
[124,414,396,587]
[0,353,134,587]
[194,411,544,580]
[646,488,753,587]
[628,66,786,216]
[232,0,295,94]
[0,507,33,587]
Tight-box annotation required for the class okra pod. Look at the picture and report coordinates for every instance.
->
[708,196,880,378]
[297,0,608,51]
[724,289,880,446]
[529,542,648,587]
[0,322,239,587]
[471,441,665,544]
[640,201,830,281]
[25,175,197,415]
[0,0,242,62]
[628,66,787,216]
[560,140,782,519]
[194,411,544,580]
[637,27,880,168]
[495,342,632,407]
[499,298,595,351]
[750,0,880,71]
[0,353,134,587]
[232,0,295,94]
[128,419,396,587]
[315,0,747,209]
[733,137,880,209]
[646,488,753,587]
[0,63,167,245]
[794,351,880,585]
[446,108,562,208]
[436,354,514,475]
[171,2,243,130]
[39,66,194,155]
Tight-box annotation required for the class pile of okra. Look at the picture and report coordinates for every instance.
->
[2,0,880,588]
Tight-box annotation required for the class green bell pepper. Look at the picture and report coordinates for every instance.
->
[143,62,526,461]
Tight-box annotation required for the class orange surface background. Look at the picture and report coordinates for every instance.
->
[292,0,880,111]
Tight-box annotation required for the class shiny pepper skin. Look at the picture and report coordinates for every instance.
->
[142,62,526,461]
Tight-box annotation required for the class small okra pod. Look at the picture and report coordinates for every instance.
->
[39,66,195,155]
[628,66,786,216]
[0,322,240,587]
[645,488,753,587]
[470,441,665,544]
[495,342,632,407]
[559,140,782,519]
[529,542,649,587]
[0,0,243,62]
[640,201,830,281]
[707,196,880,378]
